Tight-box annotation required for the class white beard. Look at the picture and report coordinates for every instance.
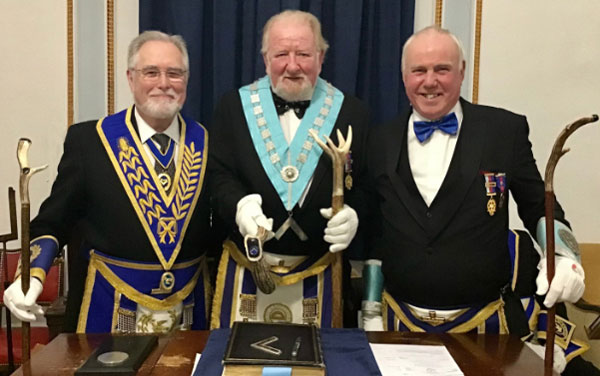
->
[272,80,314,102]
[137,91,182,120]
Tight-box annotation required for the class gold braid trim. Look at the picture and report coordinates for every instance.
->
[90,250,203,270]
[89,253,202,311]
[77,259,99,333]
[210,244,231,329]
[223,240,334,286]
[536,311,590,361]
[382,291,423,332]
[382,291,504,333]
[510,229,520,290]
[173,143,202,220]
[30,268,48,284]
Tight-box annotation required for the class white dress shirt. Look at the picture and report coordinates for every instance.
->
[407,103,463,207]
[135,107,180,167]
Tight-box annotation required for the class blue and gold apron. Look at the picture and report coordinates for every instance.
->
[210,240,336,329]
[382,230,588,360]
[75,107,209,333]
[77,250,210,333]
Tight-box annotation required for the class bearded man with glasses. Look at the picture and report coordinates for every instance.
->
[4,31,212,334]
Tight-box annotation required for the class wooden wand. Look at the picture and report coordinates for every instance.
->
[16,138,48,362]
[309,126,352,328]
[543,114,598,375]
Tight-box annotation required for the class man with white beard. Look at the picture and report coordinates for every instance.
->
[209,10,370,328]
[3,31,212,333]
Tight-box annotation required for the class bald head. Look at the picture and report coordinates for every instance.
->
[401,26,465,74]
[401,26,466,120]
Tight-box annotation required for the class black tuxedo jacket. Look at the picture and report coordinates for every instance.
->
[369,98,566,308]
[209,89,370,260]
[31,112,211,330]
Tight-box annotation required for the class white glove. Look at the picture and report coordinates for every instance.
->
[235,194,274,238]
[3,277,45,322]
[524,342,567,374]
[536,256,585,307]
[319,204,358,253]
[362,314,384,331]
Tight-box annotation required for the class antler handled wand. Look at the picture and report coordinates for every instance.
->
[16,138,48,362]
[309,126,352,328]
[543,114,598,375]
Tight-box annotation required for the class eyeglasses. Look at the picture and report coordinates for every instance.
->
[132,67,188,82]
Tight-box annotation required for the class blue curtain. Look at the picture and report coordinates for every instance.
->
[139,0,415,127]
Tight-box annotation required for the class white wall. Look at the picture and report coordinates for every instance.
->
[0,1,67,248]
[416,1,600,242]
[0,1,138,248]
[478,1,600,242]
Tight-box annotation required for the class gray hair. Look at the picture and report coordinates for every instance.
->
[261,10,329,55]
[128,30,189,71]
[401,25,465,73]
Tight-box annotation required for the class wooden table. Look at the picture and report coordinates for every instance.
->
[13,330,557,375]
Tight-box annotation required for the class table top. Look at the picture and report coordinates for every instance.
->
[13,330,557,376]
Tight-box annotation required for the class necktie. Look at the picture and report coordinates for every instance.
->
[413,112,459,143]
[272,92,310,119]
[149,134,175,192]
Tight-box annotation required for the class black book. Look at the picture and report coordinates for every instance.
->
[223,322,325,376]
[75,335,158,376]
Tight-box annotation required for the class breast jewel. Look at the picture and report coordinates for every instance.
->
[248,81,336,188]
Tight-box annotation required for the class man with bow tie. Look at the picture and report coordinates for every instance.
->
[4,31,213,333]
[209,10,370,328]
[363,26,598,375]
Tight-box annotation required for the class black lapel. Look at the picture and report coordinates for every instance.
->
[385,110,429,231]
[427,99,486,239]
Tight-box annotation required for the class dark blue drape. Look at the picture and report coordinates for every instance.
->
[139,0,414,127]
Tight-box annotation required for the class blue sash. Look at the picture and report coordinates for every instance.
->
[96,107,208,270]
[239,76,343,210]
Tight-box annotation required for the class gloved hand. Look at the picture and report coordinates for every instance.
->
[362,314,384,331]
[235,194,274,238]
[3,277,45,322]
[536,255,585,307]
[524,342,567,374]
[319,204,358,253]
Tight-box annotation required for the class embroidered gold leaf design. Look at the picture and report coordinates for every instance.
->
[134,180,156,199]
[145,202,166,225]
[30,244,42,262]
[118,139,163,222]
[172,142,202,221]
[152,320,169,333]
[136,310,178,333]
[136,313,154,333]
[122,157,142,172]
[128,167,151,186]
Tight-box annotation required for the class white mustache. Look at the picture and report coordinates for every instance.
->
[149,89,177,98]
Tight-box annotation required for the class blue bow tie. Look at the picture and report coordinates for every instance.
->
[413,112,459,143]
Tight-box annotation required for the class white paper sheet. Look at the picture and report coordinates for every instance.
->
[370,343,464,376]
[190,353,201,376]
